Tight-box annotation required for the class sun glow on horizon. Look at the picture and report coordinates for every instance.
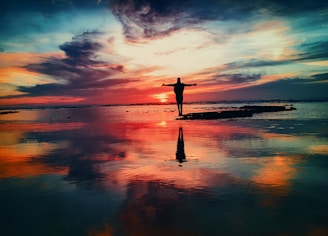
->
[153,93,169,103]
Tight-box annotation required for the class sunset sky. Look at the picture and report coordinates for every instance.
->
[1,0,328,106]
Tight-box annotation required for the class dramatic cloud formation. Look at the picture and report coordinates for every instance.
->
[21,31,128,98]
[108,0,328,40]
[0,0,327,106]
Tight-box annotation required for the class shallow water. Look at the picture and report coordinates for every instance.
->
[0,101,328,236]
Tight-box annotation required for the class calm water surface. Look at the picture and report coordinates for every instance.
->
[0,102,328,236]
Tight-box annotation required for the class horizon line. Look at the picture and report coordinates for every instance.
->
[1,98,328,111]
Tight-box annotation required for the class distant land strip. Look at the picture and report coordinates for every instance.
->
[0,111,19,115]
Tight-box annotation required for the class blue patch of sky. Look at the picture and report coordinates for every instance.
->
[0,8,119,53]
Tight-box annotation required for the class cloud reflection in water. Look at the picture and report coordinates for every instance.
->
[0,105,327,235]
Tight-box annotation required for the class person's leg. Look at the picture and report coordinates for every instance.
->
[179,96,183,115]
[176,102,180,115]
[176,96,183,116]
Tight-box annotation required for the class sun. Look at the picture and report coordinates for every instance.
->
[153,93,168,103]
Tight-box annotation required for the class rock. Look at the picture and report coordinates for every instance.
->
[178,105,296,120]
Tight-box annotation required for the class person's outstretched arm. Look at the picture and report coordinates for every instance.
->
[162,83,175,86]
[184,83,197,86]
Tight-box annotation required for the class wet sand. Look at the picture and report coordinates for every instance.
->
[0,102,327,236]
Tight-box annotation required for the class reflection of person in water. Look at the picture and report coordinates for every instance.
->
[162,77,197,116]
[176,127,186,166]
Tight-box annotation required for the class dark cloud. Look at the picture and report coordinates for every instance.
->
[265,0,327,15]
[59,31,103,64]
[108,0,189,40]
[215,73,262,84]
[108,0,328,40]
[0,0,101,14]
[223,40,328,71]
[3,0,326,16]
[224,59,290,70]
[19,31,128,98]
[310,72,328,82]
[2,0,327,42]
[219,75,328,100]
[18,78,129,97]
[200,72,262,86]
[108,0,254,40]
[295,41,328,62]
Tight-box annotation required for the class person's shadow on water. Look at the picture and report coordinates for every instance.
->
[176,127,186,166]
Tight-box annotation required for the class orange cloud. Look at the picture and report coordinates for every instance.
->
[0,52,64,68]
[0,67,38,83]
[0,66,58,98]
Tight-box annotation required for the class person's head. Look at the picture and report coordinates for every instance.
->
[177,77,181,83]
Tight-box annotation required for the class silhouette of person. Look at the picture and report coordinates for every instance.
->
[176,127,186,166]
[162,77,197,116]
